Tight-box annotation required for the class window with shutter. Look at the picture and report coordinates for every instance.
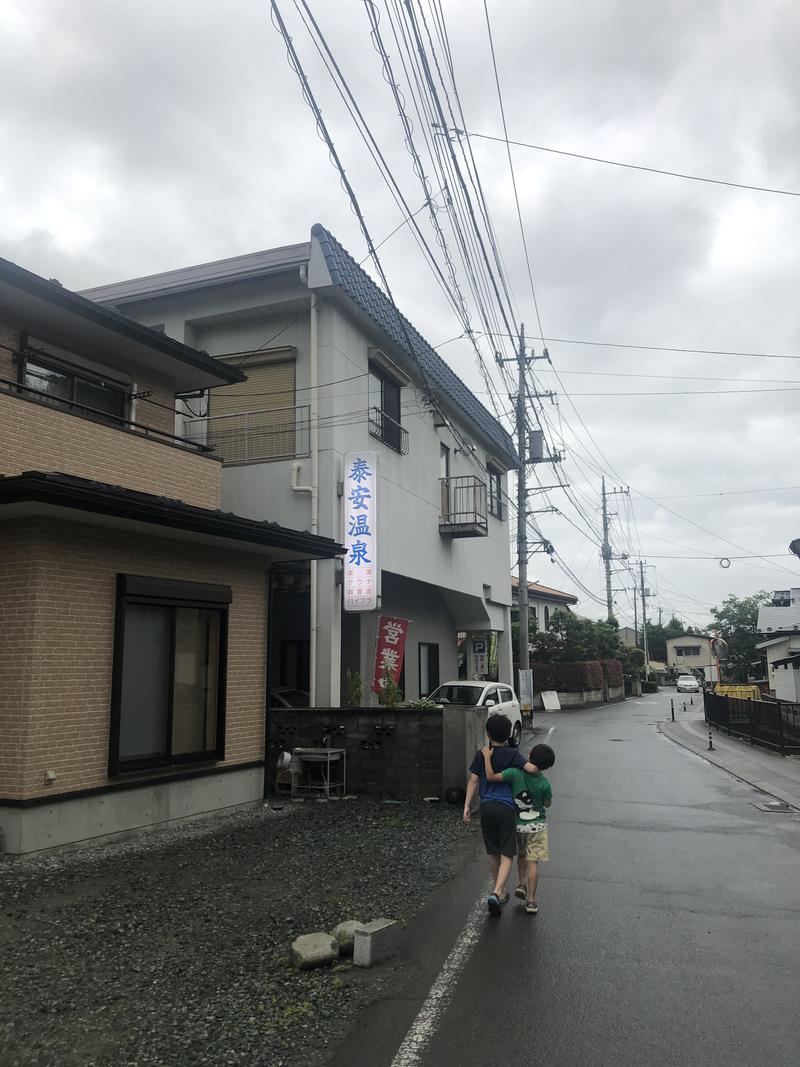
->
[208,352,297,463]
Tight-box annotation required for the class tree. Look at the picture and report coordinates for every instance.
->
[708,592,770,682]
[644,615,684,662]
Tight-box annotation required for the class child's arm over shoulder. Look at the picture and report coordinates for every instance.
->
[481,746,509,783]
[511,750,540,776]
[542,775,553,807]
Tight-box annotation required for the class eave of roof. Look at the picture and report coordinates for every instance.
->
[0,472,343,560]
[311,224,519,470]
[511,575,578,603]
[0,256,245,388]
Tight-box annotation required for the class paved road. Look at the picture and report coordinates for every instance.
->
[342,693,800,1067]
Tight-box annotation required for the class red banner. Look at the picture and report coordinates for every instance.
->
[372,615,410,693]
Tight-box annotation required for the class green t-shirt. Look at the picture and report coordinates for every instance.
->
[500,768,552,833]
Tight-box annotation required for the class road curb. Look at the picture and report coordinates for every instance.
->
[658,719,800,810]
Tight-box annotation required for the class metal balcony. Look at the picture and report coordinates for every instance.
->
[439,476,488,538]
[368,406,409,454]
[184,405,310,465]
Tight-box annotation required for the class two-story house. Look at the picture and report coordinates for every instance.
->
[83,225,519,706]
[756,590,800,696]
[665,634,719,683]
[0,257,340,855]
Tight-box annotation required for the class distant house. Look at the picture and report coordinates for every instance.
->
[665,635,719,684]
[756,590,800,696]
[511,577,578,630]
[618,626,637,648]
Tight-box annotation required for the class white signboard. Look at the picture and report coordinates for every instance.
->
[518,669,533,711]
[343,449,378,612]
[541,690,561,711]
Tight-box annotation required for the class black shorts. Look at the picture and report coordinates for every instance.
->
[479,800,517,858]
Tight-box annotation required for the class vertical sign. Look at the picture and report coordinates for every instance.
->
[518,669,533,713]
[343,449,378,612]
[372,616,410,693]
[470,638,488,678]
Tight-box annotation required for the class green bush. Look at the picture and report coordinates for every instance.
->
[534,660,604,693]
[641,679,659,693]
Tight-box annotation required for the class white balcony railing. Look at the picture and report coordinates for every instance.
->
[184,405,310,465]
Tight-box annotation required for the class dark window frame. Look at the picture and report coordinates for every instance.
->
[16,334,131,428]
[487,466,504,520]
[109,575,230,777]
[418,642,440,698]
[368,362,405,454]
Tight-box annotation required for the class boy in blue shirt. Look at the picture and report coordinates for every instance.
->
[463,714,540,916]
[482,742,554,914]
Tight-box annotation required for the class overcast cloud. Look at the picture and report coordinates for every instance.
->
[2,0,799,628]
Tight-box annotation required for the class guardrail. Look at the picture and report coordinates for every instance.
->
[704,691,800,756]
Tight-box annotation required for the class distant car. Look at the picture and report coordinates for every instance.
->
[270,687,310,709]
[676,675,700,693]
[427,680,524,746]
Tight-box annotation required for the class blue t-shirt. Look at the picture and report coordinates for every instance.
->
[468,746,526,807]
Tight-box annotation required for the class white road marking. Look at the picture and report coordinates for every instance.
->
[545,726,555,739]
[391,894,486,1066]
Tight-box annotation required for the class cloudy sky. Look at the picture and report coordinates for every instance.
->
[2,0,799,628]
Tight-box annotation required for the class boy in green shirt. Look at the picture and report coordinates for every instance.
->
[482,742,554,914]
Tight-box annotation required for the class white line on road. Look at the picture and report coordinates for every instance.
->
[390,894,486,1066]
[546,726,555,740]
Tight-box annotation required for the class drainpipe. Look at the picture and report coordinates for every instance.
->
[289,293,319,705]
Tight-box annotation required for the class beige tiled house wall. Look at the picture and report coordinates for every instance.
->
[0,315,221,509]
[0,518,269,801]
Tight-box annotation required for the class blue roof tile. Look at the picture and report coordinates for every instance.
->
[312,224,518,469]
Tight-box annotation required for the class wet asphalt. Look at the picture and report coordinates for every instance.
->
[341,692,800,1067]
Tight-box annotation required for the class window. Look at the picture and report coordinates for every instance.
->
[208,352,299,463]
[676,645,701,658]
[499,686,514,703]
[110,575,229,774]
[544,605,550,627]
[20,345,128,424]
[488,466,503,519]
[368,363,404,453]
[418,643,440,697]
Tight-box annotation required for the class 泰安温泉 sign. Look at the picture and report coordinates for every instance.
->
[343,449,378,612]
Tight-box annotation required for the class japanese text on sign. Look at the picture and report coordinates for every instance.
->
[343,450,378,612]
[372,615,410,693]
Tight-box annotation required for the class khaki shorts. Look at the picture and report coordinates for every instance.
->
[518,827,549,861]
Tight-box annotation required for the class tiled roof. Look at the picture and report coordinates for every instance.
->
[511,576,578,603]
[312,224,518,469]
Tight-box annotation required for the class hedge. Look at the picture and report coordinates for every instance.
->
[600,659,624,687]
[534,660,604,693]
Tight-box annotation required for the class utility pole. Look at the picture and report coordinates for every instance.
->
[640,559,651,680]
[499,326,558,699]
[658,604,663,626]
[633,584,638,646]
[601,480,630,621]
[515,324,529,685]
[601,478,613,622]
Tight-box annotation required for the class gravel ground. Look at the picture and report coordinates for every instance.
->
[1,798,478,1066]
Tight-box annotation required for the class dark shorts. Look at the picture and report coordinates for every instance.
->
[479,800,517,858]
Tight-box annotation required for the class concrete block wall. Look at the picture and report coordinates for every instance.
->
[267,707,445,797]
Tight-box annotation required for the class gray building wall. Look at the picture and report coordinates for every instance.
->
[87,245,515,706]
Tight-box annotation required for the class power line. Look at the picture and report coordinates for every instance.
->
[654,484,800,500]
[532,336,800,361]
[564,385,800,397]
[468,130,800,199]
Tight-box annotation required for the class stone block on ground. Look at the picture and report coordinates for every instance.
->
[290,932,339,970]
[353,918,401,968]
[330,920,364,956]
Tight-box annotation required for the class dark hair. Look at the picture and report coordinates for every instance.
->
[485,713,512,742]
[529,743,555,770]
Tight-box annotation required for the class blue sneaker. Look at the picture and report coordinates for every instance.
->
[487,893,502,916]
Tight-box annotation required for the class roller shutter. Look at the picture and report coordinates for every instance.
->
[208,356,297,463]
